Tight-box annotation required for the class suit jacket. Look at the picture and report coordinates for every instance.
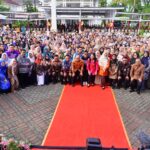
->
[130,64,144,80]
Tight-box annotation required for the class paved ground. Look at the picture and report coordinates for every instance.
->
[114,88,150,148]
[0,84,150,148]
[0,84,63,145]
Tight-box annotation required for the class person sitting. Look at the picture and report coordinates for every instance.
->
[117,57,130,89]
[87,53,99,87]
[71,55,84,86]
[51,54,62,84]
[130,58,144,94]
[62,55,72,84]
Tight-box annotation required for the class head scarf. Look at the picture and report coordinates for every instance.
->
[28,52,35,63]
[99,51,109,69]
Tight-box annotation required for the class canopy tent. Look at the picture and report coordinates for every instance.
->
[0,14,7,20]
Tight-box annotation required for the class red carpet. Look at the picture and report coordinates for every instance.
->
[42,85,131,149]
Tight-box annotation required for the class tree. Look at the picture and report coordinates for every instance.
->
[24,0,38,12]
[0,0,10,11]
[109,0,143,13]
[99,0,107,7]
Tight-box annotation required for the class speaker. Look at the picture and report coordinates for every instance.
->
[86,138,102,150]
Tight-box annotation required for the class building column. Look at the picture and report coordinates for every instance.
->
[51,0,57,32]
[79,10,82,33]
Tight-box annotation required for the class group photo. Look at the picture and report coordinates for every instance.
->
[0,27,150,94]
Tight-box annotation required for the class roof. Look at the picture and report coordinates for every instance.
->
[4,0,20,6]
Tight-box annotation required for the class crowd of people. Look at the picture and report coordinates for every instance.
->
[0,25,150,94]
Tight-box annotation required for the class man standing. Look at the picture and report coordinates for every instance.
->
[71,55,84,86]
[17,50,31,88]
[130,59,144,94]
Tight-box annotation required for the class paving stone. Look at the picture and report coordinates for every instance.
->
[114,88,150,148]
[0,84,63,145]
[0,84,150,148]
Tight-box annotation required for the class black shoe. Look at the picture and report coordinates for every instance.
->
[129,89,134,93]
[137,90,141,95]
[81,84,83,87]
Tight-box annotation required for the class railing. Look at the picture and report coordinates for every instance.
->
[30,145,128,150]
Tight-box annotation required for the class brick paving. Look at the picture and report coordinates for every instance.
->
[0,84,63,145]
[0,84,150,148]
[114,88,150,148]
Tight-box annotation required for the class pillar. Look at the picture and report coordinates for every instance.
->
[51,0,57,32]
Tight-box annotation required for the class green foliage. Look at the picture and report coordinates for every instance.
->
[0,5,10,11]
[138,29,145,36]
[24,0,38,12]
[12,21,34,28]
[99,0,107,7]
[109,0,150,13]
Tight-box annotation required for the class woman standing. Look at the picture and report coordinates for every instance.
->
[0,60,10,93]
[98,51,110,89]
[36,61,45,86]
[28,52,36,85]
[8,59,19,92]
[0,53,10,66]
[109,54,118,89]
[141,51,150,90]
[87,53,99,87]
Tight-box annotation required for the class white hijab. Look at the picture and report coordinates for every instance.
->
[99,51,109,69]
[28,52,35,63]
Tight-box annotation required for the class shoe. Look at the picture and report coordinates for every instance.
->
[91,83,95,86]
[102,86,105,90]
[129,89,134,93]
[81,83,83,87]
[87,84,90,87]
[137,90,141,95]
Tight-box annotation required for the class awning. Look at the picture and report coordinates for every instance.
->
[0,14,7,20]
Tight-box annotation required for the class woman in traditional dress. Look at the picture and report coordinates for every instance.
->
[0,60,11,93]
[98,51,110,89]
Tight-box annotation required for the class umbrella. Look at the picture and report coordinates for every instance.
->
[0,14,7,20]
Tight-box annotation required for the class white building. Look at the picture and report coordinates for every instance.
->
[39,0,99,7]
[38,0,123,27]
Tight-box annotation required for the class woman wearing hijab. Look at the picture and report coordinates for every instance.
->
[7,59,19,92]
[109,54,118,89]
[43,54,52,85]
[141,51,150,90]
[98,51,110,89]
[35,54,43,65]
[28,52,36,85]
[0,60,10,93]
[0,53,10,66]
[130,52,139,65]
[36,60,45,86]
